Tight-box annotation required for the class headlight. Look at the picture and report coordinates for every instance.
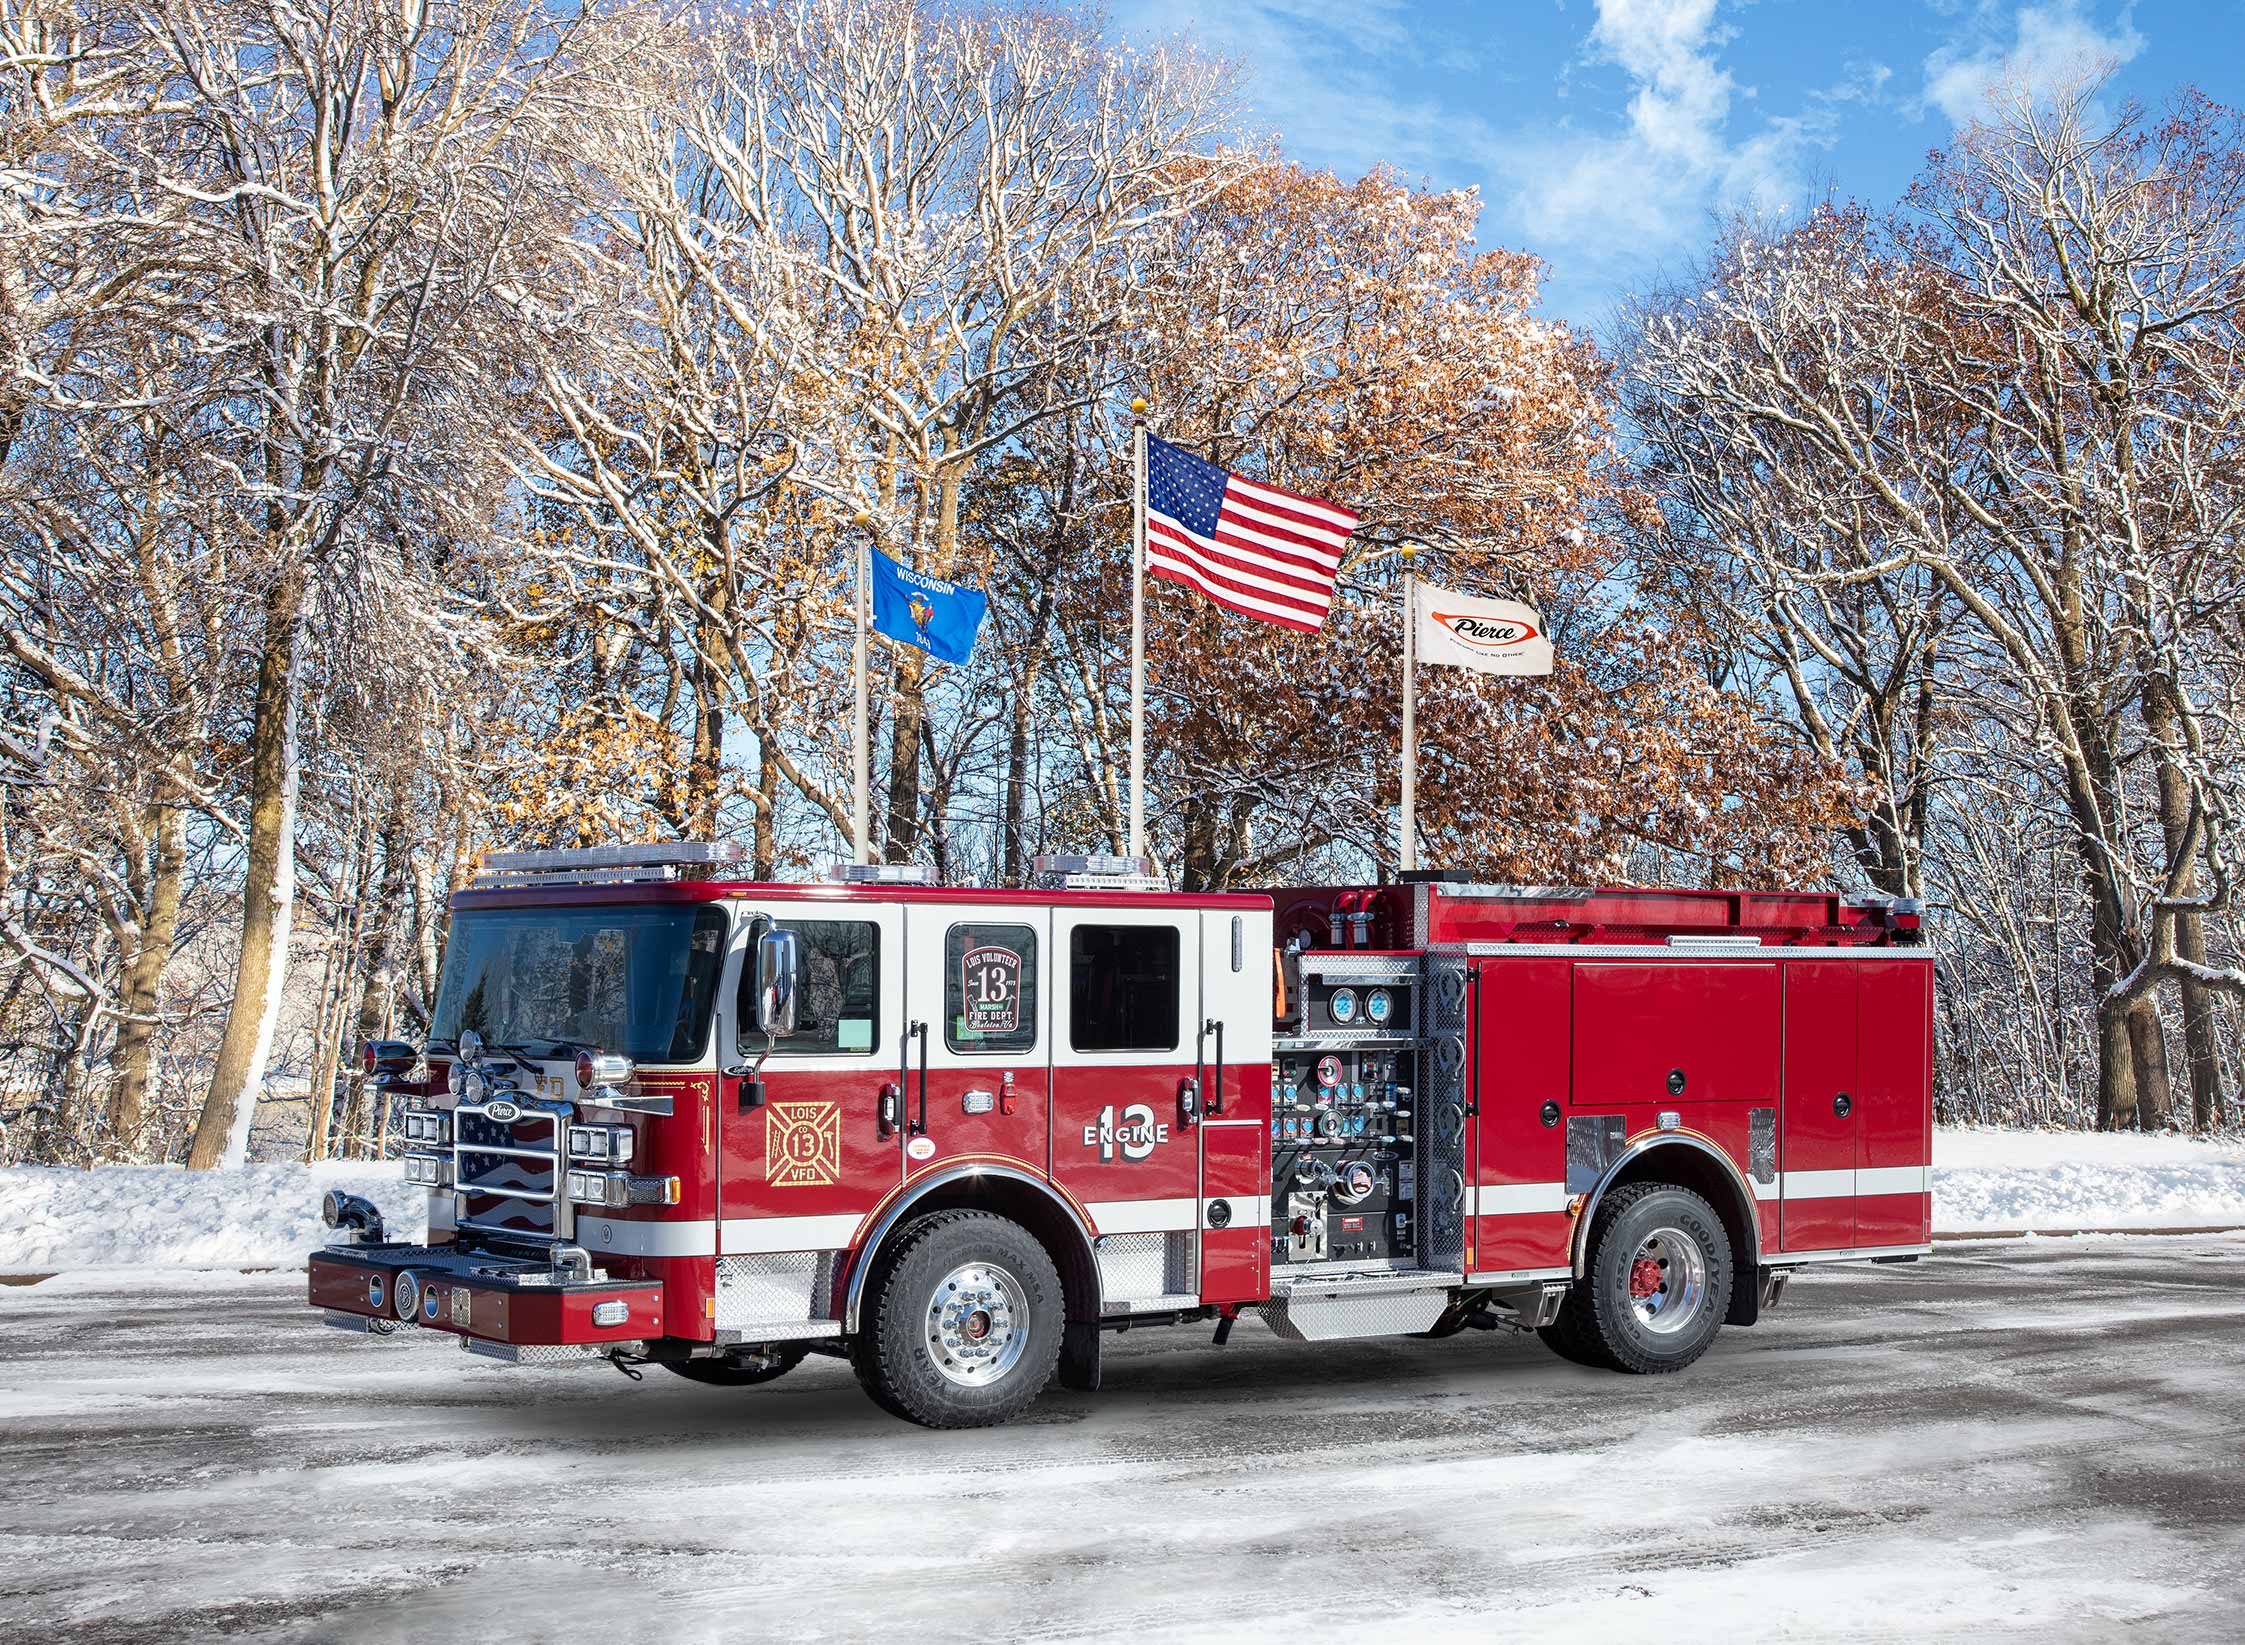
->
[402,1153,453,1188]
[401,1109,450,1146]
[566,1124,634,1164]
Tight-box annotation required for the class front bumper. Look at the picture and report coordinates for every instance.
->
[309,1243,663,1358]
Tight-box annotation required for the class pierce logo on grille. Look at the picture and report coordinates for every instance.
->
[766,1101,841,1187]
[483,1098,520,1122]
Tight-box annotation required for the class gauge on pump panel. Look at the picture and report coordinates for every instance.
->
[1314,1054,1344,1090]
[1329,987,1359,1025]
[1364,987,1395,1027]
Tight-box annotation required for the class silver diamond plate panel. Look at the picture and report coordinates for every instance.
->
[461,1338,643,1367]
[1749,1106,1777,1184]
[716,1251,840,1337]
[1096,1232,1196,1304]
[1260,1277,1454,1342]
[1298,955,1422,981]
[1420,953,1471,1273]
[1566,1113,1627,1193]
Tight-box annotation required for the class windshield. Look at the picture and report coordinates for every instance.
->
[430,904,729,1064]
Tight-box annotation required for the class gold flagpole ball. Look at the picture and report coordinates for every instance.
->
[1131,398,1148,416]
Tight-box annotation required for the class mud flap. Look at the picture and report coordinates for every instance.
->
[1057,1319,1101,1393]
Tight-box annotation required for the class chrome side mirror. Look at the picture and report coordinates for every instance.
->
[755,928,801,1038]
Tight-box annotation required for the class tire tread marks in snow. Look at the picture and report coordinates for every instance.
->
[849,1208,1063,1428]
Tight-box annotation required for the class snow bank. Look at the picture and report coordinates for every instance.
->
[1934,1126,2245,1232]
[0,1162,422,1272]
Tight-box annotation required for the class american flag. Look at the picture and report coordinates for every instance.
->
[1143,434,1357,633]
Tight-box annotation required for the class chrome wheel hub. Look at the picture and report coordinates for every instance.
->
[924,1261,1029,1387]
[1626,1225,1708,1335]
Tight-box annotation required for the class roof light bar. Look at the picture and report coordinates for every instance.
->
[828,862,938,885]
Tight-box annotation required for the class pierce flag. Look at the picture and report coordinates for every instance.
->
[1411,581,1554,676]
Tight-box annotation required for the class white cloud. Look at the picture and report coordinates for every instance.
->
[1501,1,1867,270]
[1920,3,2146,126]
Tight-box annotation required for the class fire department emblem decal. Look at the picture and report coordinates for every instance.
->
[766,1102,841,1188]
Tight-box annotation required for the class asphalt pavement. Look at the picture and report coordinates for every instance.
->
[2,1234,2241,1643]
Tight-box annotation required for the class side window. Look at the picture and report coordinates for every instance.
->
[944,923,1039,1054]
[742,919,880,1056]
[1069,924,1181,1053]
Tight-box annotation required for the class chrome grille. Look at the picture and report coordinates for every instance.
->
[453,1099,570,1241]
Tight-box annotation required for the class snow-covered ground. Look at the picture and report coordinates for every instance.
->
[0,1161,421,1272]
[1,1128,2240,1272]
[2,1239,2241,1643]
[1934,1126,2245,1232]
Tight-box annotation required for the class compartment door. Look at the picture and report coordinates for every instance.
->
[1853,957,1933,1249]
[1780,960,1858,1253]
[1199,1118,1267,1306]
[1472,957,1573,1275]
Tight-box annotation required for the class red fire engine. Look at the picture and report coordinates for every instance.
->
[308,844,1933,1428]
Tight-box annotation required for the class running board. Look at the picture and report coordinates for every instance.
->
[1260,1271,1463,1343]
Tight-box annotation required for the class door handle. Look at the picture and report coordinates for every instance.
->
[1833,1091,1853,1118]
[1205,1018,1225,1115]
[909,1021,930,1136]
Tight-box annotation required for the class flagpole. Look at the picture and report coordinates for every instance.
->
[850,510,872,866]
[1128,398,1148,861]
[1400,542,1419,874]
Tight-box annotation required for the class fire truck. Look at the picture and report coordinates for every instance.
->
[308,843,1933,1428]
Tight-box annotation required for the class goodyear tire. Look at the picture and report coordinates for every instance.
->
[1540,1182,1732,1375]
[849,1209,1063,1428]
[662,1344,809,1386]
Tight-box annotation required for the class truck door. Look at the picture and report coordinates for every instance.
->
[719,905,903,1256]
[1780,960,1858,1253]
[1197,906,1273,1304]
[1049,905,1201,1244]
[898,905,1052,1183]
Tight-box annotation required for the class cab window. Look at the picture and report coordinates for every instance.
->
[741,918,880,1055]
[1069,924,1180,1053]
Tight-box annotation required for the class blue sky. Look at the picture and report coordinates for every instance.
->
[1111,1,2239,333]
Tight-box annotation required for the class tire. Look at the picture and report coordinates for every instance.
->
[1536,1294,1619,1369]
[1539,1182,1732,1375]
[662,1343,810,1386]
[848,1209,1063,1428]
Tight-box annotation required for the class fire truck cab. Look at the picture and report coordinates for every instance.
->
[308,845,1933,1428]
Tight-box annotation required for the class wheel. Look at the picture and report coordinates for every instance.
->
[662,1343,810,1386]
[1540,1182,1732,1375]
[849,1209,1063,1428]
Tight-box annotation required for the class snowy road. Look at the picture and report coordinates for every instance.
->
[4,1238,2243,1644]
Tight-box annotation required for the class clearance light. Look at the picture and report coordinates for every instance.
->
[591,1300,630,1327]
[566,1124,635,1165]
